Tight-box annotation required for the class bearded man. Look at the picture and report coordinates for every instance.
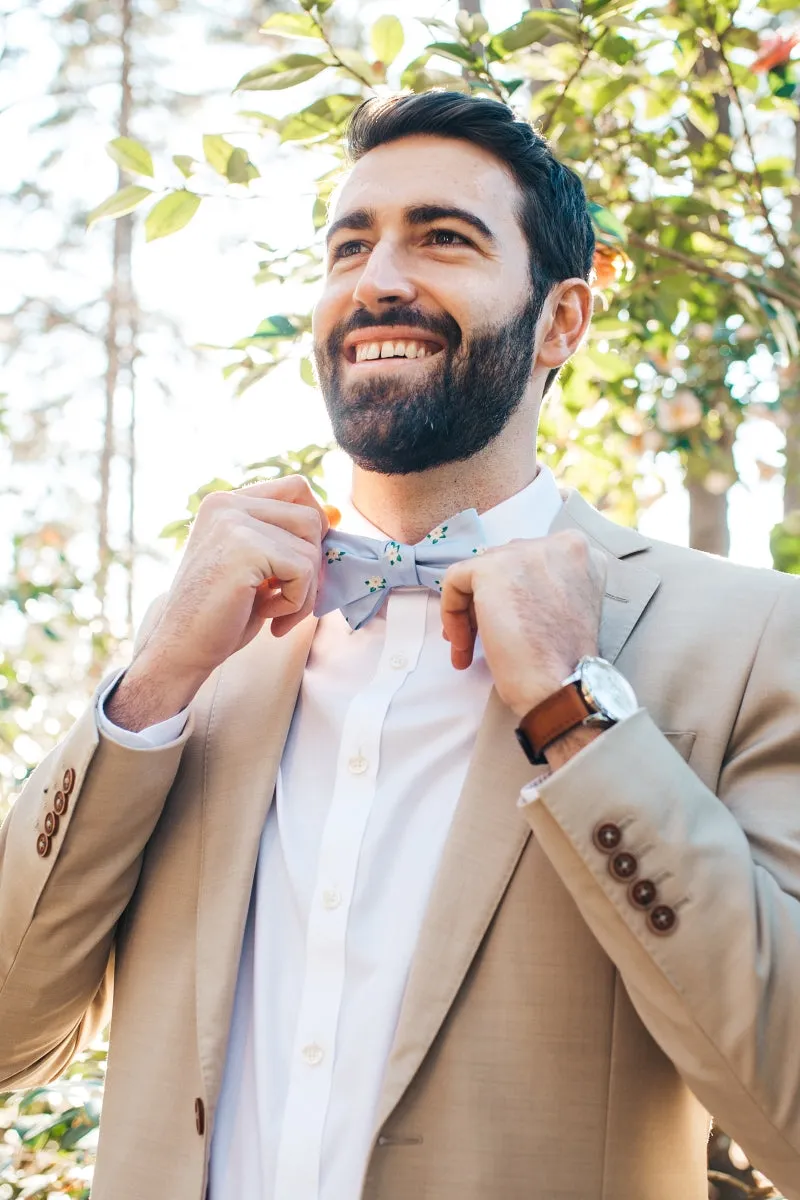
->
[1,92,799,1200]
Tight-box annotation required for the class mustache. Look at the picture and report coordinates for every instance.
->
[326,306,462,354]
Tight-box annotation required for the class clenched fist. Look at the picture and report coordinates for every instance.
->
[108,476,330,731]
[440,529,607,720]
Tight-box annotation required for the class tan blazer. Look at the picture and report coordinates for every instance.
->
[2,490,800,1200]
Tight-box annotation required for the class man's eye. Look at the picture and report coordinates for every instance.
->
[332,240,365,261]
[428,229,470,246]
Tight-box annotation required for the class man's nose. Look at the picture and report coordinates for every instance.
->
[352,243,417,310]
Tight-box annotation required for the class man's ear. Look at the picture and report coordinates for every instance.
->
[534,279,593,371]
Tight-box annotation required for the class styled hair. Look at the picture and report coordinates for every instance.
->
[344,91,595,394]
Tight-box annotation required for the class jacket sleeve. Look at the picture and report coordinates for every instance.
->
[0,597,193,1089]
[520,576,800,1200]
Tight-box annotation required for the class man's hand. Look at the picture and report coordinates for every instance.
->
[107,476,330,731]
[440,530,607,720]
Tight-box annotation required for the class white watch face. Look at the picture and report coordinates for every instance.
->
[579,657,638,722]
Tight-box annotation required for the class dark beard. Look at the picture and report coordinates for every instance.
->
[314,297,539,475]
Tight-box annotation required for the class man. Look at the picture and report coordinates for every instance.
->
[1,91,799,1200]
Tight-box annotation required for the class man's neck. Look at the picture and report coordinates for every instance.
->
[349,451,539,545]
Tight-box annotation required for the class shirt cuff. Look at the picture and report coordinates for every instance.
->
[97,669,190,749]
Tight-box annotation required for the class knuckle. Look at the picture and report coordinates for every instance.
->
[199,490,232,516]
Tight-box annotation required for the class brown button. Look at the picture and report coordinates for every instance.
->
[648,905,678,935]
[36,833,51,858]
[593,822,622,854]
[43,811,59,838]
[609,851,637,881]
[629,879,657,909]
[53,791,68,817]
[63,768,76,795]
[194,1097,205,1135]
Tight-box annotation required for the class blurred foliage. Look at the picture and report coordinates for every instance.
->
[2,0,800,1195]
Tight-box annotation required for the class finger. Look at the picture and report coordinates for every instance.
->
[440,562,478,669]
[234,496,329,546]
[231,475,331,538]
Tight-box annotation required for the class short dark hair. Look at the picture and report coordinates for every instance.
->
[344,90,595,395]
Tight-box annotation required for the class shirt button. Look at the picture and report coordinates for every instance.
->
[389,653,408,670]
[322,887,342,910]
[348,754,369,775]
[302,1043,324,1066]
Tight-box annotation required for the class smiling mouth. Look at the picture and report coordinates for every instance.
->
[344,337,446,365]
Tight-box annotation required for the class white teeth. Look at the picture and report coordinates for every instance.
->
[352,338,437,361]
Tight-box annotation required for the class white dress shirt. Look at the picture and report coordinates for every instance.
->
[98,466,563,1200]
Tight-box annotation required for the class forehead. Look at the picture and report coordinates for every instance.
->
[331,134,524,238]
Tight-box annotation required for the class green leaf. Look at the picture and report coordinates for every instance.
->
[426,41,478,66]
[145,190,202,241]
[203,134,235,175]
[226,147,260,184]
[255,314,298,337]
[589,203,627,244]
[370,15,404,66]
[280,93,360,142]
[106,136,154,177]
[592,76,632,115]
[173,154,197,178]
[235,54,329,92]
[300,356,317,387]
[260,11,322,38]
[489,10,579,56]
[86,184,152,227]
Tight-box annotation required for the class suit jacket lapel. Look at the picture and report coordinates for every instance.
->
[375,489,661,1132]
[195,617,317,1105]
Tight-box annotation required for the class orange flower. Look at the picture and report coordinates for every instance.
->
[591,243,625,289]
[753,32,800,73]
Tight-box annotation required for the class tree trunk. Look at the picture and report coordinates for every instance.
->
[684,49,734,556]
[96,0,135,619]
[687,483,730,557]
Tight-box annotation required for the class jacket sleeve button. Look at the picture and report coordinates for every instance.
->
[648,905,678,935]
[44,811,59,838]
[593,822,622,853]
[194,1097,205,1135]
[62,768,76,795]
[53,791,68,816]
[36,833,51,858]
[629,879,657,909]
[609,851,637,881]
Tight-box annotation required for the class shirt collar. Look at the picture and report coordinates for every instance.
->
[336,464,563,547]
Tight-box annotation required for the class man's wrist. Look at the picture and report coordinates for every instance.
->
[543,723,605,771]
[105,651,207,733]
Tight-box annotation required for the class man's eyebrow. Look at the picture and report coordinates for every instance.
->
[405,204,496,243]
[325,207,375,246]
[325,204,497,246]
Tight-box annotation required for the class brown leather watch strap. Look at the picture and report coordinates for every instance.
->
[516,683,593,765]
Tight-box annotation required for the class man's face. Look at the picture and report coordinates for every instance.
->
[313,135,540,475]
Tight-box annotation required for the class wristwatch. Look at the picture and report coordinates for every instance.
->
[515,655,638,765]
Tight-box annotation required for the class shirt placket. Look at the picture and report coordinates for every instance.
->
[272,591,428,1200]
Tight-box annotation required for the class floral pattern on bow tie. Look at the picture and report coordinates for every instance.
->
[326,548,346,563]
[472,546,487,556]
[426,524,448,544]
[385,541,403,566]
[365,576,387,593]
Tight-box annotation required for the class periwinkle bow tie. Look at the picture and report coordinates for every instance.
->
[313,509,488,631]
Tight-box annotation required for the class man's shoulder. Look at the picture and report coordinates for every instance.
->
[560,489,797,611]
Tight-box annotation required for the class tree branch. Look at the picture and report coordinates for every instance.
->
[626,230,800,309]
[713,31,784,253]
[538,37,597,136]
